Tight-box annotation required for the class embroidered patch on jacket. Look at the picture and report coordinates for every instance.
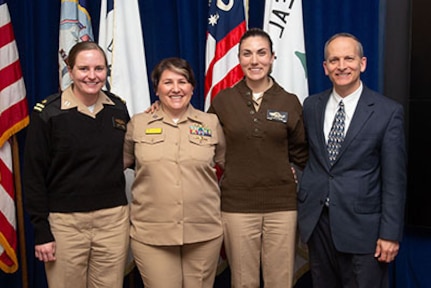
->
[267,110,288,123]
[112,117,127,131]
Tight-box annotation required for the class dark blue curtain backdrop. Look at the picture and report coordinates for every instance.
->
[1,0,430,287]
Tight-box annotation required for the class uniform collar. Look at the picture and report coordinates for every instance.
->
[150,104,203,125]
[61,86,114,118]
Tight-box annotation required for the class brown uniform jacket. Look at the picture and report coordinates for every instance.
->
[208,78,308,213]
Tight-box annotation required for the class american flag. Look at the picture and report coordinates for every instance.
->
[204,0,247,111]
[0,0,29,273]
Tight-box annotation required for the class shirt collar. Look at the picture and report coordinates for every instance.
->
[61,86,114,117]
[331,82,363,106]
[150,104,203,125]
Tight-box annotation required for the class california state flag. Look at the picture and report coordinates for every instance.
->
[263,0,308,104]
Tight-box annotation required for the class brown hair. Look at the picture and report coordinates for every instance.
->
[151,57,196,92]
[238,28,274,55]
[67,41,108,69]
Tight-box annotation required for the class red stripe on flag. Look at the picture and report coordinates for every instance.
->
[0,99,29,141]
[0,1,28,274]
[0,22,14,48]
[0,213,16,244]
[210,64,243,102]
[0,252,15,268]
[0,212,18,269]
[213,22,246,65]
[204,22,246,96]
[0,158,14,199]
[0,61,22,92]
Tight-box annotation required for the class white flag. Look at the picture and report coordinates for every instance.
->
[264,1,310,284]
[263,0,308,104]
[99,0,150,116]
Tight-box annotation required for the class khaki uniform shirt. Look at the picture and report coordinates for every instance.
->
[124,105,225,245]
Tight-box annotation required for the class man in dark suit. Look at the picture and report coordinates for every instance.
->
[298,32,407,288]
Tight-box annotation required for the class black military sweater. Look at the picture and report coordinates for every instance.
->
[23,89,130,244]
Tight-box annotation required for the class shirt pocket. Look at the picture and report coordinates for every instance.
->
[188,135,217,163]
[134,134,166,162]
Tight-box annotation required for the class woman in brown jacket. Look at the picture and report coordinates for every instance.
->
[207,28,308,288]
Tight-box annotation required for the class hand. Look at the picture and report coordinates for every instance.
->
[374,238,399,263]
[145,100,161,113]
[35,242,56,262]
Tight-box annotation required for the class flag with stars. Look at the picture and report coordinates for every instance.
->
[263,0,308,103]
[204,0,247,111]
[0,0,29,273]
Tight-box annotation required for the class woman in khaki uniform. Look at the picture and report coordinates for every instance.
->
[124,57,226,288]
[24,42,130,288]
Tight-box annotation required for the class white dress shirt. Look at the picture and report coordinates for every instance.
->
[324,83,363,143]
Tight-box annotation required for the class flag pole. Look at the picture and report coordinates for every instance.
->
[11,135,28,288]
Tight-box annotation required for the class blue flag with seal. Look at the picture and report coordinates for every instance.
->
[58,0,94,91]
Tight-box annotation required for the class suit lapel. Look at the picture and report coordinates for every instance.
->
[314,91,332,167]
[336,87,375,161]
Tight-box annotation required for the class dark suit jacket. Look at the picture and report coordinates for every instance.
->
[298,85,407,254]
